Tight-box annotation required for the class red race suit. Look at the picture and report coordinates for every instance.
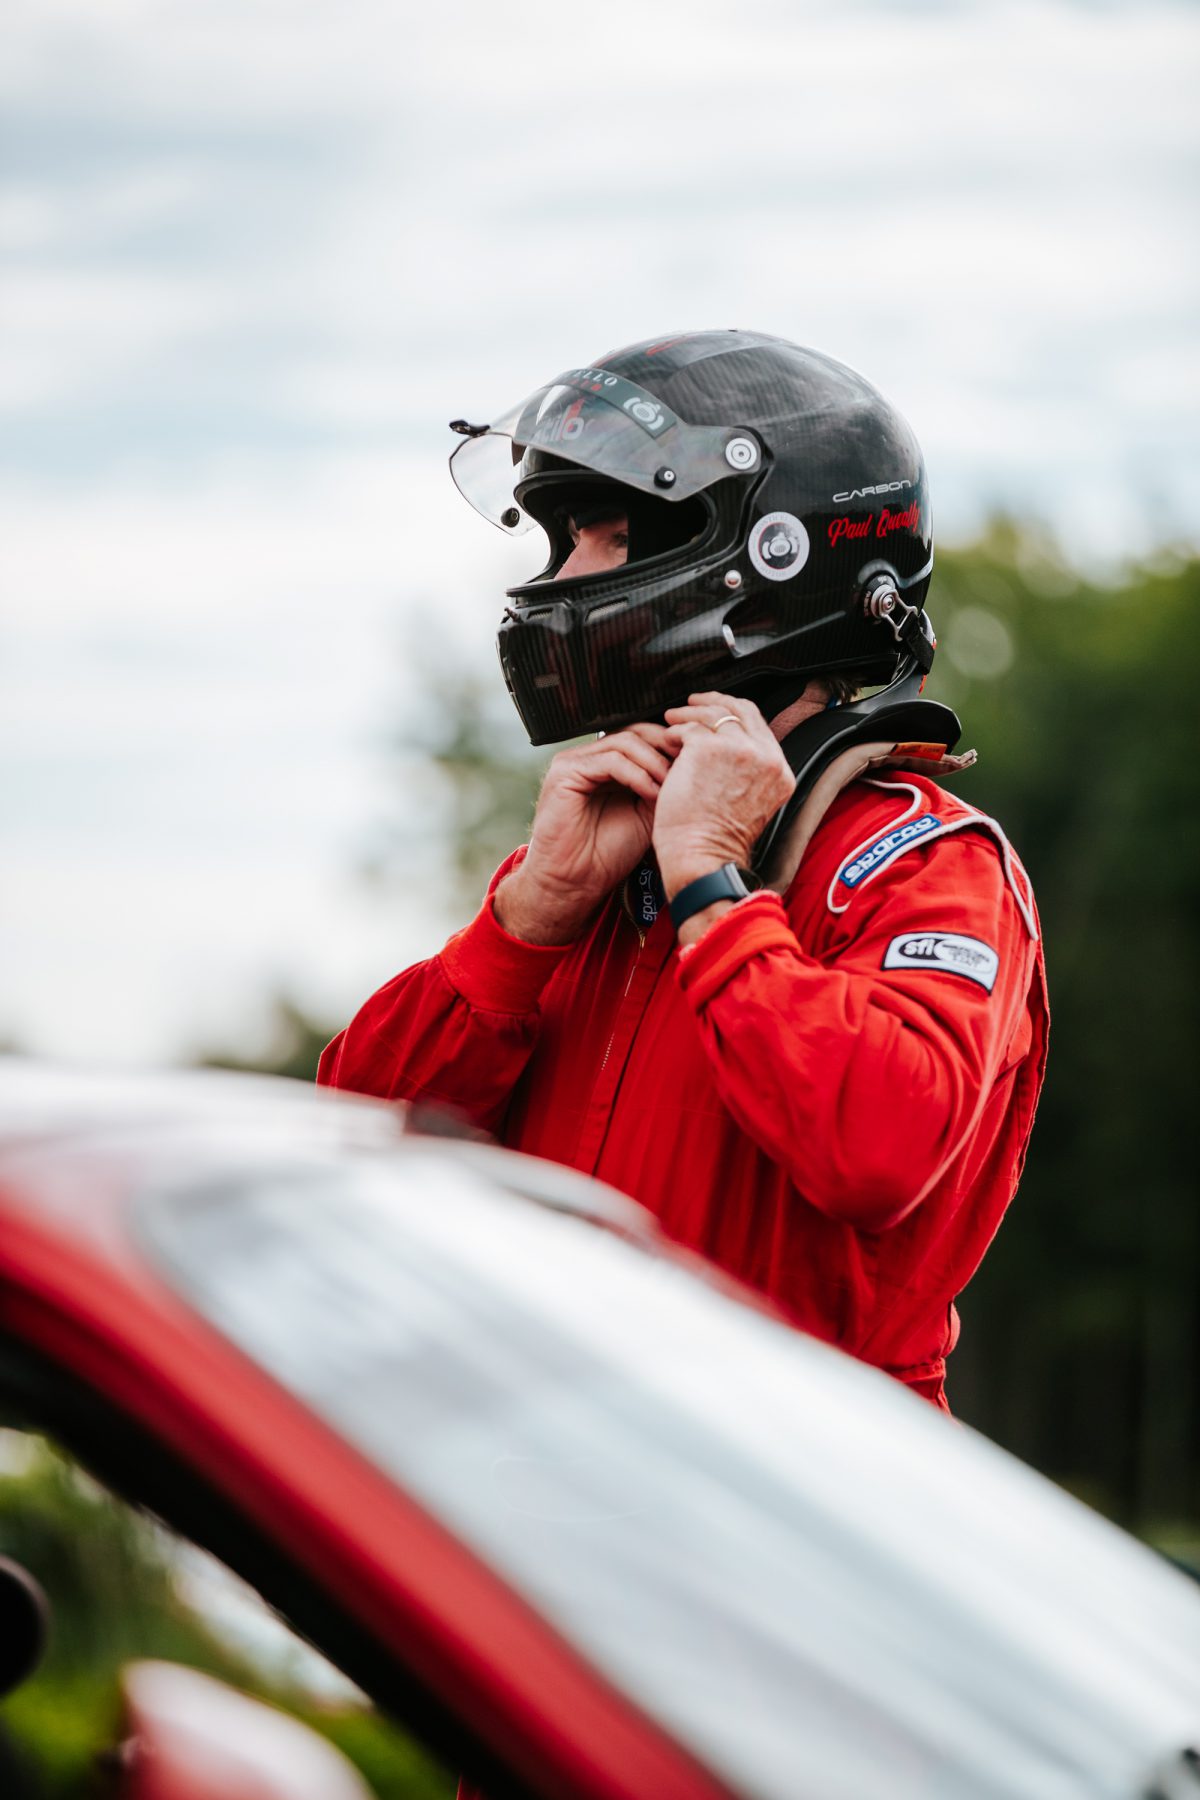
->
[319,772,1048,1410]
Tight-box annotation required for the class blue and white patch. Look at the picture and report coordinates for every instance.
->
[882,931,999,992]
[838,813,942,888]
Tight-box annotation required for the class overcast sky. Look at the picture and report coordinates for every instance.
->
[3,0,1198,1064]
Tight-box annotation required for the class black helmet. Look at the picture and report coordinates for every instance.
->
[449,329,935,745]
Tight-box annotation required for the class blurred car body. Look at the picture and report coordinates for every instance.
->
[0,1060,1197,1800]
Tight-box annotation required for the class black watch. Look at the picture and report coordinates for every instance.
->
[668,862,762,931]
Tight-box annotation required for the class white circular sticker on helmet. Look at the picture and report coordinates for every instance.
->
[748,511,810,582]
[623,395,666,431]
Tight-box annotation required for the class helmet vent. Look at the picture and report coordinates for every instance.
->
[588,598,629,624]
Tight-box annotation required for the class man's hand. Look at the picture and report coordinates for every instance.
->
[495,724,680,945]
[654,692,795,898]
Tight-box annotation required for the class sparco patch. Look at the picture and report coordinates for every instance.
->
[882,932,1000,992]
[837,813,941,888]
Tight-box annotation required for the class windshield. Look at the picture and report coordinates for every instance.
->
[450,368,761,534]
[138,1149,1200,1800]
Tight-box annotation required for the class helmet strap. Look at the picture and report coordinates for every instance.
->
[750,631,959,877]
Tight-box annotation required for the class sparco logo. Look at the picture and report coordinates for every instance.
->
[838,813,941,888]
[882,931,1000,992]
[832,479,913,503]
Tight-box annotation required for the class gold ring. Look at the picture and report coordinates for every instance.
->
[711,714,742,732]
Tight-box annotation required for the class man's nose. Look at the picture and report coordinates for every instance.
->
[553,517,628,582]
[555,540,598,581]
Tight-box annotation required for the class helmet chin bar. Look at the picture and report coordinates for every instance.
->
[751,610,960,876]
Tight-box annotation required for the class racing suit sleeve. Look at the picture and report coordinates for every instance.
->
[675,831,1042,1233]
[317,850,573,1133]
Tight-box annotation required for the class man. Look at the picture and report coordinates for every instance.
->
[320,330,1048,1413]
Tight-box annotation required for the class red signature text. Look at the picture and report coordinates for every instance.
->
[828,502,920,550]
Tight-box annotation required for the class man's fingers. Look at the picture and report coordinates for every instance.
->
[622,722,681,751]
[664,707,756,745]
[576,730,674,783]
[660,718,708,744]
[579,749,662,805]
[664,704,738,726]
[686,691,769,730]
[605,722,682,764]
[595,736,673,784]
[685,691,759,714]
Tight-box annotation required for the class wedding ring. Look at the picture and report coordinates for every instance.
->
[711,714,743,732]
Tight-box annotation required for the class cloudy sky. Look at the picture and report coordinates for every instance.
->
[3,0,1198,1064]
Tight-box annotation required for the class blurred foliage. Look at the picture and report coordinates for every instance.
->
[0,1438,454,1799]
[922,526,1200,1543]
[196,993,337,1084]
[191,526,1200,1539]
[367,668,555,914]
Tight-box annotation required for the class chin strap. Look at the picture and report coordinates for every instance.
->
[751,627,964,878]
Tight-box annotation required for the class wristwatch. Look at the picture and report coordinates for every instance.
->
[667,862,762,931]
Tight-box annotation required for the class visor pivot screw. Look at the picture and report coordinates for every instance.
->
[724,569,743,590]
[500,507,521,529]
[725,436,759,471]
[654,467,677,488]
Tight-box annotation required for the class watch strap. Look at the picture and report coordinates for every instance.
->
[668,863,759,930]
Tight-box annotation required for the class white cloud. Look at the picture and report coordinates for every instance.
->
[0,268,244,411]
[0,453,531,1060]
[1,849,447,1066]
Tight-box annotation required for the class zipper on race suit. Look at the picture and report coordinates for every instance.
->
[597,915,645,1078]
[572,887,668,1174]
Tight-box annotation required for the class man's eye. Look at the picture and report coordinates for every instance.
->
[613,531,629,548]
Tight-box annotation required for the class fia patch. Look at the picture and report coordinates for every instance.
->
[748,511,810,582]
[882,932,999,992]
[838,813,941,888]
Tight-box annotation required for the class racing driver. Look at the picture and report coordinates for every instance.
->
[319,330,1049,1414]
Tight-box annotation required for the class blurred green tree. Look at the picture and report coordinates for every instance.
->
[923,529,1199,1548]
[0,1437,454,1799]
[367,666,554,913]
[196,994,337,1085]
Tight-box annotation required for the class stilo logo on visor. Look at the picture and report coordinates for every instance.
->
[449,358,764,548]
[554,369,678,437]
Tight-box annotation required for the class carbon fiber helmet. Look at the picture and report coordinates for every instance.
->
[449,329,934,745]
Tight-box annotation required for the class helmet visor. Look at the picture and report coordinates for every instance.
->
[449,367,760,534]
